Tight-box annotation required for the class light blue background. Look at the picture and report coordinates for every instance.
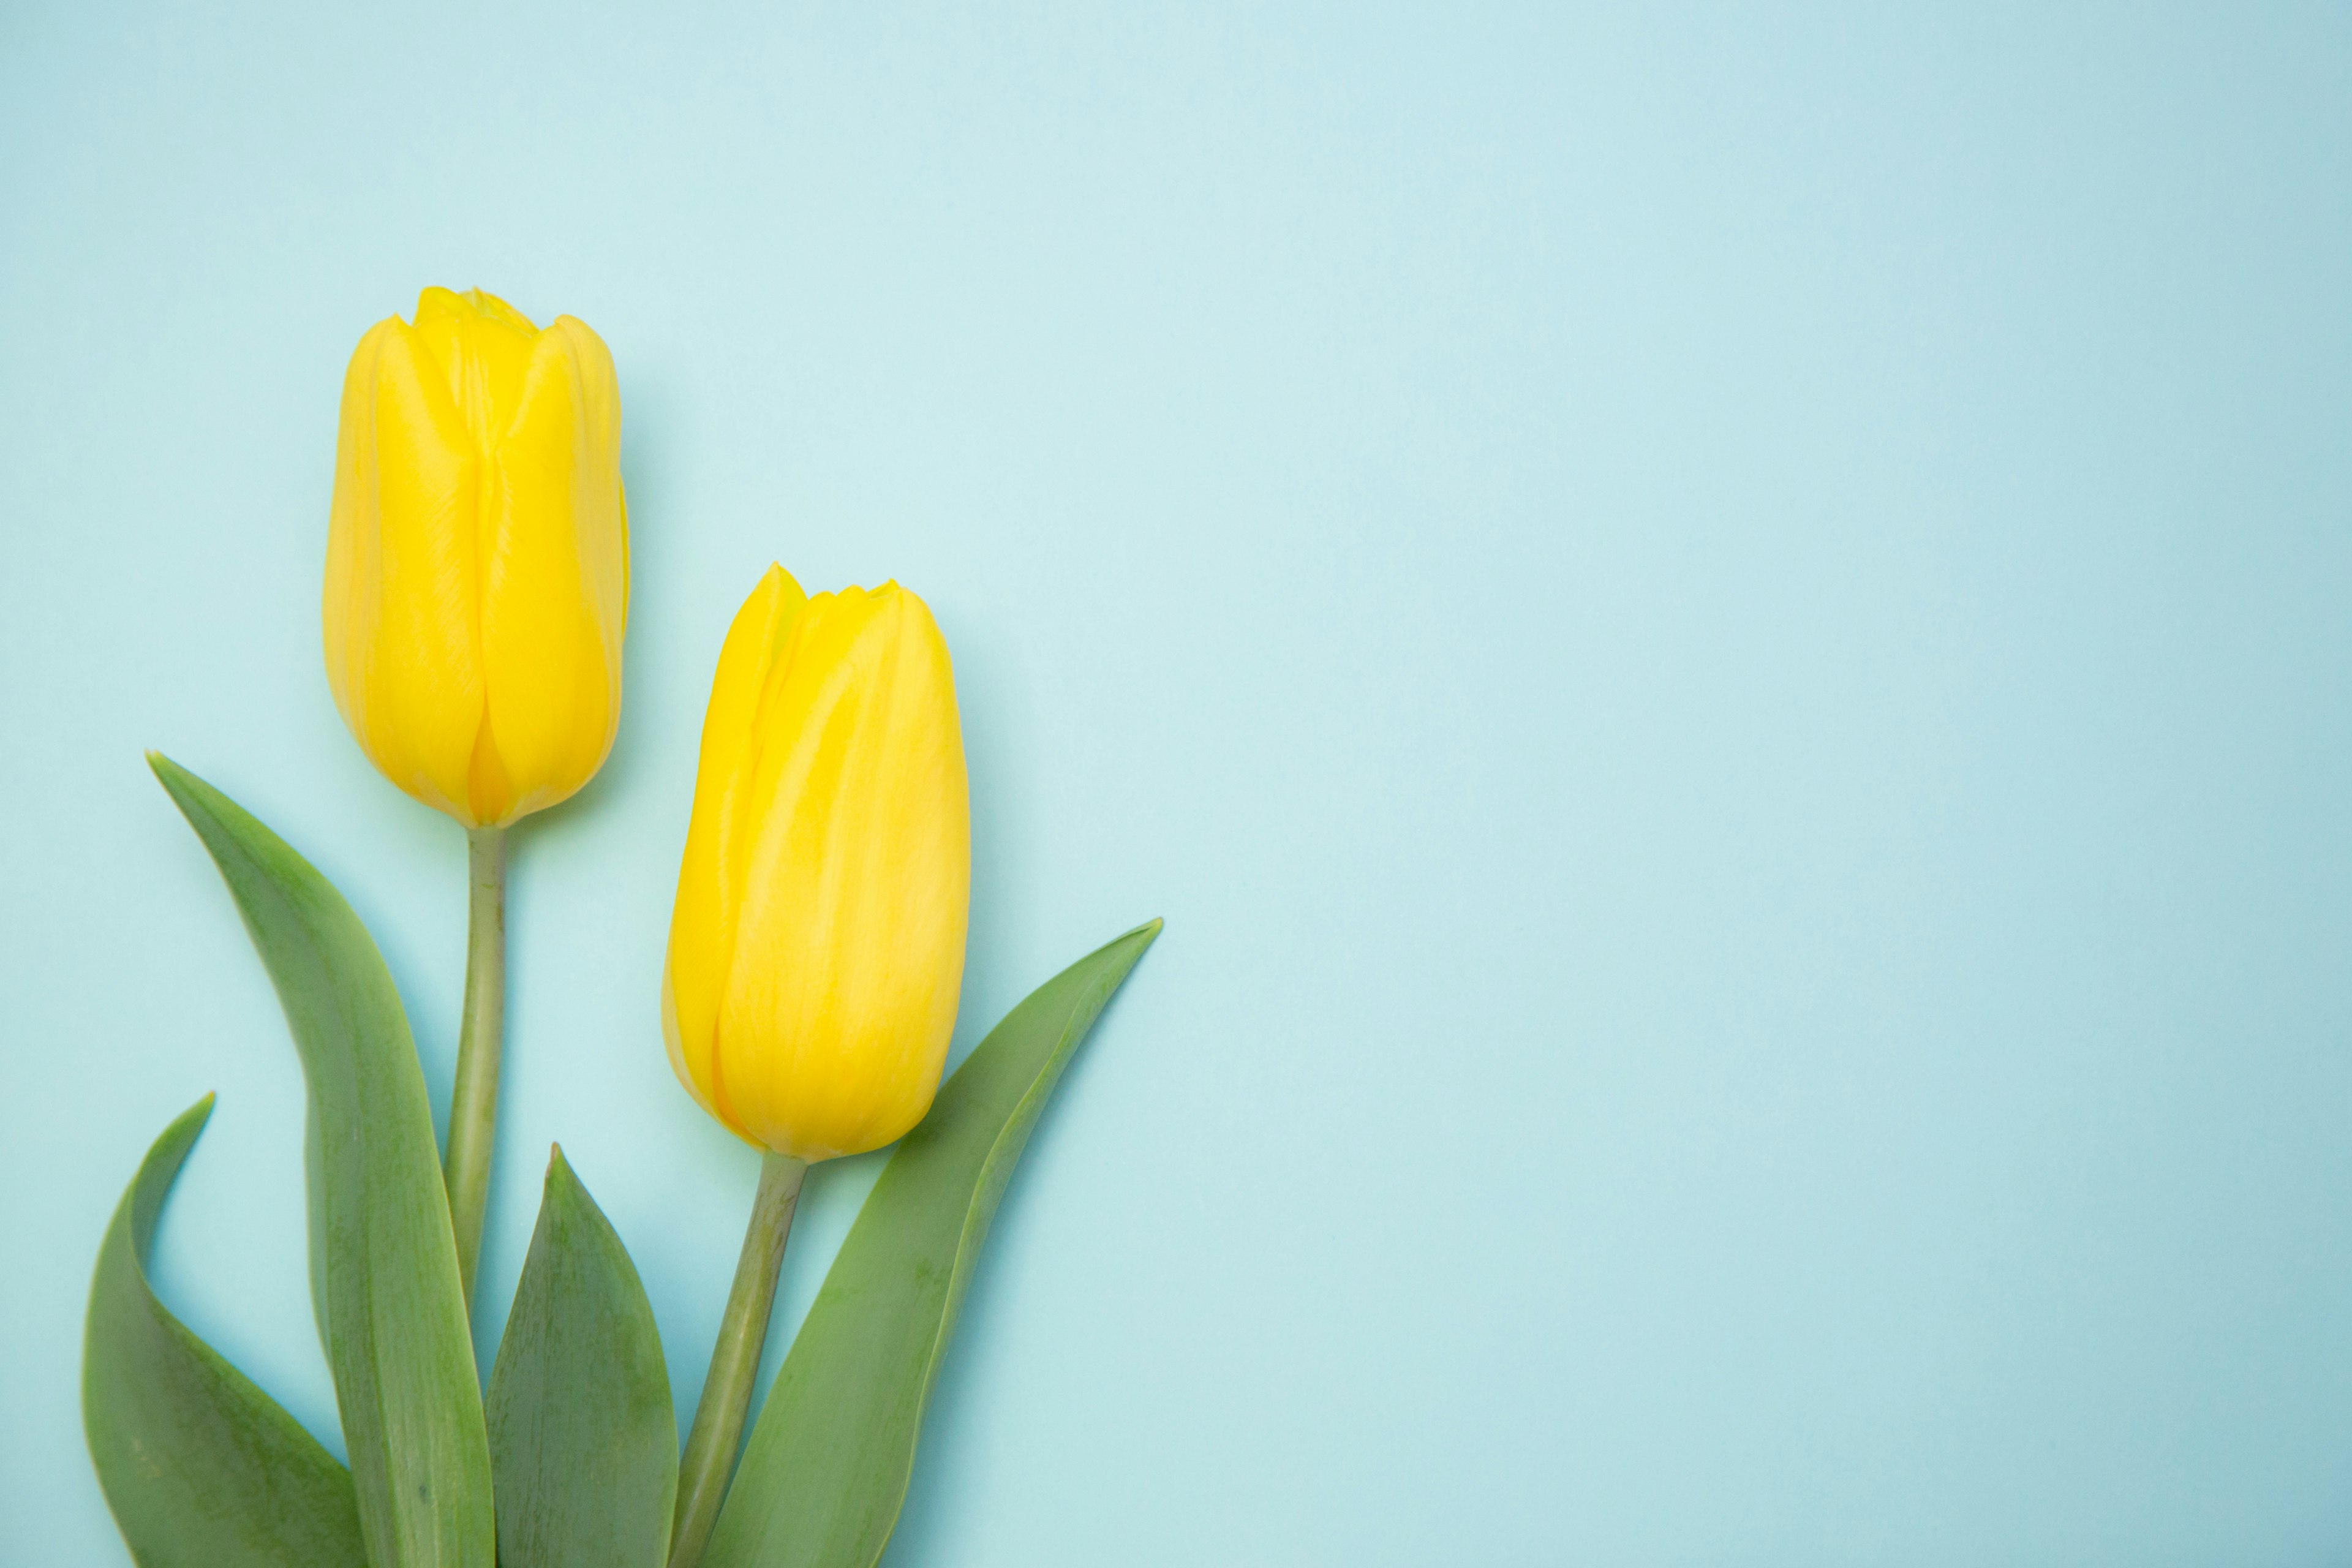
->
[5,4,2350,1563]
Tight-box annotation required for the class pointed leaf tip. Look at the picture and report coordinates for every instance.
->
[145,748,198,783]
[85,1100,365,1564]
[488,1150,676,1568]
[543,1144,581,1196]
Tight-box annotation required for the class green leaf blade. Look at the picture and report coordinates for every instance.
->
[488,1147,678,1568]
[148,754,493,1568]
[83,1095,367,1567]
[704,919,1163,1568]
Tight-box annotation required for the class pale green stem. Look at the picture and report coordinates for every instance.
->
[668,1151,810,1568]
[443,824,507,1313]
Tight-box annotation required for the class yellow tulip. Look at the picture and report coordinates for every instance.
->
[663,565,971,1161]
[323,286,629,827]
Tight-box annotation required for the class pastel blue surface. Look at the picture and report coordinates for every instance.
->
[5,4,2350,1563]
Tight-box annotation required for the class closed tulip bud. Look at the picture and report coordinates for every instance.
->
[663,565,971,1162]
[323,286,629,827]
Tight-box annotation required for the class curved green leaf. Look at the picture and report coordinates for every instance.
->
[149,754,492,1568]
[704,919,1163,1568]
[83,1095,366,1567]
[488,1147,678,1568]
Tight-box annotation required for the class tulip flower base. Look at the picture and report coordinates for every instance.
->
[85,760,1158,1568]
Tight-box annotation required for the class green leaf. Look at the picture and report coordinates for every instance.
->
[149,754,493,1568]
[703,919,1163,1568]
[487,1147,678,1568]
[83,1096,368,1567]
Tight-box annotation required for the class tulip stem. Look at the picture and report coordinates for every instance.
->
[443,824,507,1315]
[668,1150,810,1568]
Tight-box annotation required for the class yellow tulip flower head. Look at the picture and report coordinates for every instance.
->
[664,566,971,1162]
[324,287,629,827]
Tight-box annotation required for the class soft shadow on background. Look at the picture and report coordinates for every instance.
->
[5,4,2351,1564]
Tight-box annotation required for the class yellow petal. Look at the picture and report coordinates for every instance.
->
[323,315,486,821]
[410,287,539,467]
[476,316,629,823]
[664,565,809,1135]
[714,584,971,1160]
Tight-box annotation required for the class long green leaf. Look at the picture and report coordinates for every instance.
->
[488,1147,678,1568]
[149,754,492,1568]
[703,919,1163,1568]
[83,1096,367,1567]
